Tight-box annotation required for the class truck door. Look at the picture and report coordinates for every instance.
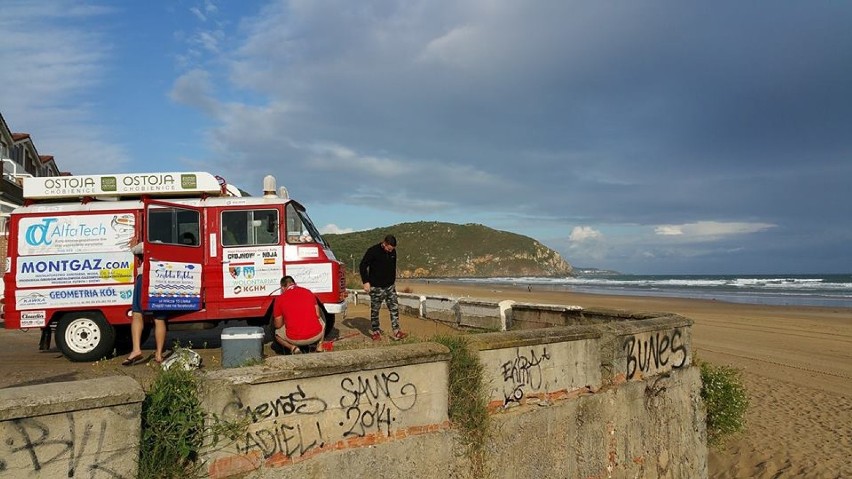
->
[141,200,205,312]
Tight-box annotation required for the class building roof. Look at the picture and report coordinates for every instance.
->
[11,133,30,142]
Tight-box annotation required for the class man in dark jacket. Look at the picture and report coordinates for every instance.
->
[359,234,408,341]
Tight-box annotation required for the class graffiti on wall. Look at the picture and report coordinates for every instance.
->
[339,371,418,438]
[219,369,420,462]
[500,346,552,407]
[623,328,688,380]
[0,408,136,478]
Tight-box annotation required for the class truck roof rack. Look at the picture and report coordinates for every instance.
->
[23,172,229,200]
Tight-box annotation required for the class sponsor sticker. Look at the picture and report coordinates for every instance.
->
[17,252,135,287]
[16,285,134,310]
[148,261,202,311]
[286,263,333,293]
[20,311,46,328]
[18,213,136,255]
[222,246,283,298]
[297,246,320,258]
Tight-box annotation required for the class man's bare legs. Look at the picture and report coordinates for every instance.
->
[153,318,167,363]
[128,311,144,360]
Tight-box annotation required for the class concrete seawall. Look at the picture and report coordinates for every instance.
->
[0,292,707,478]
[0,376,144,478]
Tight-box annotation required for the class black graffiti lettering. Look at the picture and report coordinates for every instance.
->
[339,371,417,411]
[4,412,129,478]
[88,420,127,478]
[624,329,688,379]
[671,329,687,368]
[500,346,551,405]
[238,420,324,460]
[625,337,637,380]
[244,428,277,458]
[658,335,670,367]
[637,338,651,376]
[342,403,393,438]
[9,418,56,471]
[281,424,298,457]
[243,385,327,423]
[501,347,550,389]
[503,385,525,406]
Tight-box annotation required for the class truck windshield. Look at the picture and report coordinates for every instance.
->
[285,203,326,246]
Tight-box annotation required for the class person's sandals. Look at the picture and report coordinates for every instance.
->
[390,330,409,341]
[152,350,173,365]
[370,330,382,341]
[121,354,147,366]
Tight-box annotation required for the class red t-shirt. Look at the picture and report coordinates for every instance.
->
[273,285,322,341]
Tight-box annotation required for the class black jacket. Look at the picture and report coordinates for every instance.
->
[359,243,397,288]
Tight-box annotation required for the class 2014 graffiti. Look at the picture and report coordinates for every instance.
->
[339,371,418,438]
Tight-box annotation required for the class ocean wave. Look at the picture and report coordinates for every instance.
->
[443,274,852,306]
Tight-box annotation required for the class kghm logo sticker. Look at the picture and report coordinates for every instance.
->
[25,218,58,246]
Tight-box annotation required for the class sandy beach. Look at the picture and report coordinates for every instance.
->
[1,280,849,478]
[398,280,852,479]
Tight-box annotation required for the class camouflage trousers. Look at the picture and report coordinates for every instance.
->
[369,284,400,332]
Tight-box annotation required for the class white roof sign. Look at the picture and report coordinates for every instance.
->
[23,172,223,199]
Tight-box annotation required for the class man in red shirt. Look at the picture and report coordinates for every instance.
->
[273,276,325,354]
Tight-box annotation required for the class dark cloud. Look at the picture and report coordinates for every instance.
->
[170,0,852,273]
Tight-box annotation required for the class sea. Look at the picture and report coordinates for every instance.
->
[427,272,852,308]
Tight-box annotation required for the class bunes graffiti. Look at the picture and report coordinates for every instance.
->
[623,329,688,380]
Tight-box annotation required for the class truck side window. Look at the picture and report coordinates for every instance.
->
[221,209,278,247]
[148,207,200,246]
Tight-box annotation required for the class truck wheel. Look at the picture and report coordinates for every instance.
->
[56,312,116,362]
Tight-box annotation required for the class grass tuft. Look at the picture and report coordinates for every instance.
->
[433,335,490,477]
[138,352,249,479]
[699,359,749,446]
[139,366,205,478]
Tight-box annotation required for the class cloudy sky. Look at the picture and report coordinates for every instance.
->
[1,0,850,275]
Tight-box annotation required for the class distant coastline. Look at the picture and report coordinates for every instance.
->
[409,273,852,308]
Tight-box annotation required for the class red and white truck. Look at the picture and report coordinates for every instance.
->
[2,172,347,361]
